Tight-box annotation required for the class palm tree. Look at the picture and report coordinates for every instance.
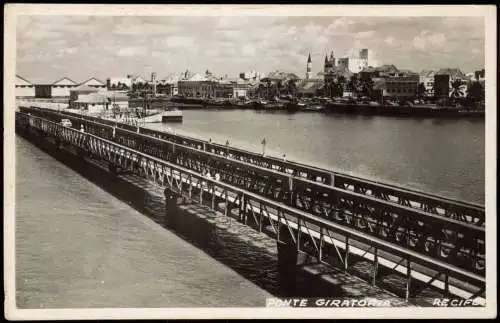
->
[286,79,297,98]
[257,83,266,98]
[265,79,273,99]
[466,81,484,110]
[336,75,346,97]
[450,79,464,99]
[347,74,360,96]
[276,80,284,99]
[360,77,374,98]
[417,82,426,99]
[467,81,484,102]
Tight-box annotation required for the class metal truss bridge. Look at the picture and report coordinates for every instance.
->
[16,106,485,302]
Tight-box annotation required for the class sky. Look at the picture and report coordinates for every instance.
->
[16,15,485,83]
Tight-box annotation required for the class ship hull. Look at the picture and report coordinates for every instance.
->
[162,115,183,123]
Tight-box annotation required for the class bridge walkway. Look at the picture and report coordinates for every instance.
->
[15,111,486,303]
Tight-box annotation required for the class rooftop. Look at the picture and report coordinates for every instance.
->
[375,64,400,74]
[98,90,129,101]
[435,68,466,79]
[297,78,324,93]
[71,84,99,92]
[373,78,386,90]
[261,71,300,82]
[75,92,109,104]
[324,66,354,79]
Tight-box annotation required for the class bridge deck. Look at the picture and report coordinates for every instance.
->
[15,110,486,301]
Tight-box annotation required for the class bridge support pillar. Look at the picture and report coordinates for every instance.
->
[54,138,62,151]
[77,147,86,159]
[277,240,298,278]
[276,226,308,294]
[164,186,179,219]
[108,163,118,175]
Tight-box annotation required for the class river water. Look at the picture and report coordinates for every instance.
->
[146,110,485,204]
[14,111,484,309]
[15,136,273,308]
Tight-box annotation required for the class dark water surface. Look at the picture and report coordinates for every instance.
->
[147,110,484,204]
[15,137,273,308]
[15,135,411,309]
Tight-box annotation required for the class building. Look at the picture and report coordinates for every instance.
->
[239,70,262,81]
[347,57,370,74]
[69,84,99,108]
[374,64,401,77]
[434,68,468,98]
[155,81,175,96]
[28,76,76,98]
[159,73,182,96]
[80,77,107,89]
[419,70,435,97]
[177,72,218,98]
[74,92,110,114]
[107,76,134,90]
[51,77,78,97]
[373,74,419,99]
[358,65,419,100]
[258,71,301,98]
[261,71,300,84]
[433,74,450,99]
[306,53,312,80]
[474,69,485,82]
[15,75,35,98]
[323,66,353,84]
[29,77,55,98]
[336,57,349,71]
[214,79,236,98]
[324,48,379,74]
[324,51,336,73]
[233,78,257,99]
[296,78,324,98]
[100,91,129,110]
[134,76,148,84]
[22,76,110,99]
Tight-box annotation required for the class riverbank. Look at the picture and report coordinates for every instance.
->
[16,97,484,119]
[166,98,484,119]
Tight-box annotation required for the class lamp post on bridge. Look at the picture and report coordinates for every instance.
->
[225,140,230,157]
[261,137,266,156]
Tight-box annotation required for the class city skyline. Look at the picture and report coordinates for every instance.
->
[16,16,485,82]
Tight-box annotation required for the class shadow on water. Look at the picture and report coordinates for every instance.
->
[17,134,346,298]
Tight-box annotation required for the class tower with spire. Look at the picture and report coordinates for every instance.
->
[306,53,312,79]
[324,50,336,73]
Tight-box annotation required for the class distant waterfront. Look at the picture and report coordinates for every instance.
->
[146,109,485,204]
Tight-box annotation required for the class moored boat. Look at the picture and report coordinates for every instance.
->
[302,103,325,112]
[161,109,183,123]
[285,100,305,112]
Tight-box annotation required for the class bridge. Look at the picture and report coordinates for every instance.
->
[16,106,486,302]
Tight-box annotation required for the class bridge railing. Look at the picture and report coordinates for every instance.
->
[15,111,486,301]
[19,106,485,229]
[17,107,486,275]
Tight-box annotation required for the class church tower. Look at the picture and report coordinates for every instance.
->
[306,53,312,79]
[329,50,336,67]
[323,50,336,73]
